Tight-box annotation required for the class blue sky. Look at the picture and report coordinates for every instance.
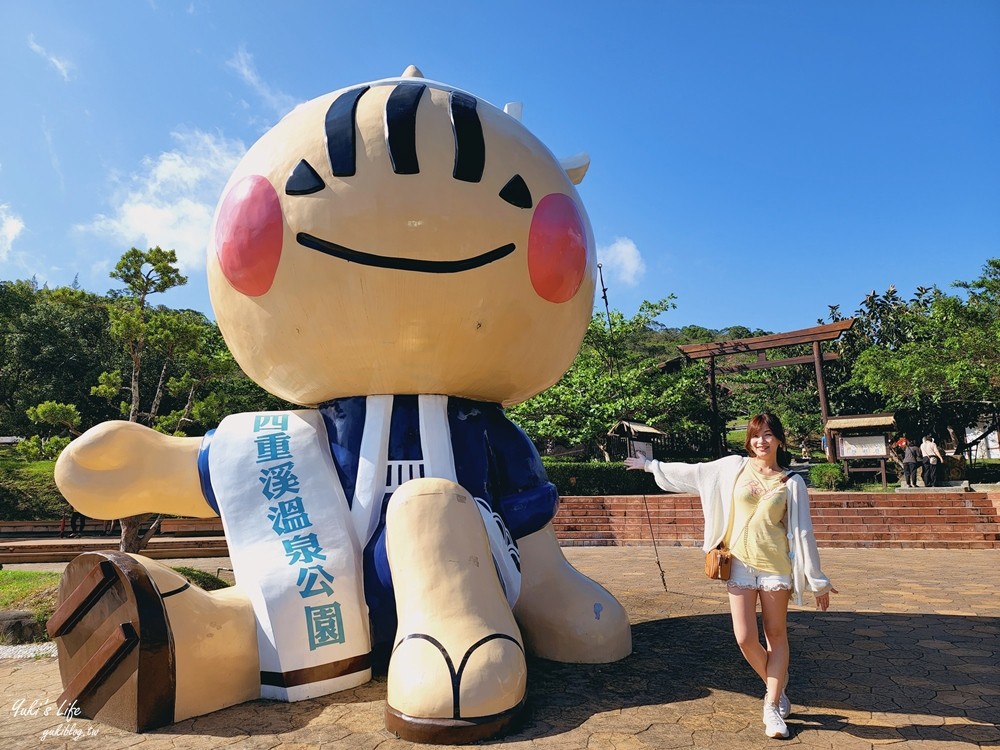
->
[1,1,998,334]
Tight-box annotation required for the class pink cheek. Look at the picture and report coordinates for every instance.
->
[527,193,589,304]
[214,175,284,297]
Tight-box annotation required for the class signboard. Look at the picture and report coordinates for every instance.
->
[628,441,654,462]
[837,434,888,459]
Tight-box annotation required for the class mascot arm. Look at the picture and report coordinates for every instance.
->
[54,420,215,519]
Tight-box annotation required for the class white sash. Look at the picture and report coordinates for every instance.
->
[209,401,522,701]
[209,410,371,701]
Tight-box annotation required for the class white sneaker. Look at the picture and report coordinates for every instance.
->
[766,690,791,719]
[778,690,791,719]
[763,701,789,738]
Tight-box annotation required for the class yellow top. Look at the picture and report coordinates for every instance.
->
[724,463,792,576]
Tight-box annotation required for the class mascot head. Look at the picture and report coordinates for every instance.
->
[208,66,595,406]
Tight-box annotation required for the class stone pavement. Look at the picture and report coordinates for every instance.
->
[1,546,998,749]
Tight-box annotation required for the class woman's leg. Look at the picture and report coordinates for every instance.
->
[727,587,768,683]
[759,588,792,704]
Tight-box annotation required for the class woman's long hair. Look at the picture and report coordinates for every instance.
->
[744,412,793,468]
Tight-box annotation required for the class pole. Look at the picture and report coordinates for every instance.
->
[813,341,833,461]
[709,356,721,458]
[601,266,666,591]
[597,264,630,420]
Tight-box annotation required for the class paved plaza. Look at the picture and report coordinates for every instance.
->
[2,546,998,749]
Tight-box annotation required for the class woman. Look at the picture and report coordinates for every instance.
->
[625,413,835,739]
[901,438,922,488]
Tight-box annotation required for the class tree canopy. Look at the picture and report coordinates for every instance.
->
[3,254,1000,465]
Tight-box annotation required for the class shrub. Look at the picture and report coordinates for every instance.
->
[541,459,664,496]
[809,462,845,491]
[14,436,69,461]
[45,436,70,459]
[14,436,44,462]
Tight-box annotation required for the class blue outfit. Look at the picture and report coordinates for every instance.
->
[198,395,558,653]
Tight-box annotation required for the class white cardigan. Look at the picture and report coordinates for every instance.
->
[644,455,833,606]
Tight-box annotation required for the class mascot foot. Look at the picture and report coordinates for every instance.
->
[48,551,258,731]
[384,478,526,744]
[514,523,632,663]
[47,551,175,731]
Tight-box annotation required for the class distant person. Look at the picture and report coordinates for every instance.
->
[901,438,921,488]
[920,435,944,487]
[69,511,87,537]
[625,412,836,739]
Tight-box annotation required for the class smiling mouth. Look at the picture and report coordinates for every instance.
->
[296,232,515,273]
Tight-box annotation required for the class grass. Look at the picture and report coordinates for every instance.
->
[0,567,232,643]
[0,455,68,520]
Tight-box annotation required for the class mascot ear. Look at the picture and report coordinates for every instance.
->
[560,152,590,185]
[503,102,524,121]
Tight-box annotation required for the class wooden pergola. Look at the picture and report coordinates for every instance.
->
[676,319,855,458]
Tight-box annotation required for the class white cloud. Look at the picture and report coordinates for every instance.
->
[226,45,297,119]
[597,236,646,287]
[42,118,65,191]
[0,204,27,263]
[77,130,246,271]
[27,34,73,81]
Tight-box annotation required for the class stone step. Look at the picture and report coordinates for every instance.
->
[813,539,1000,549]
[4,491,1000,559]
[550,490,1000,549]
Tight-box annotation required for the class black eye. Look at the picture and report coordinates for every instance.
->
[285,159,326,195]
[499,174,532,208]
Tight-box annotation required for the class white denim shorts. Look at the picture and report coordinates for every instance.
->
[726,557,792,592]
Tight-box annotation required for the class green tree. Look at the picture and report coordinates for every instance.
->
[847,260,1000,449]
[508,299,712,460]
[104,246,188,423]
[21,401,81,460]
[145,309,205,425]
[99,247,187,553]
[155,320,271,435]
[26,401,81,436]
[0,281,114,437]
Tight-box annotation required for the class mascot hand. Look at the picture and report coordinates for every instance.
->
[55,421,210,519]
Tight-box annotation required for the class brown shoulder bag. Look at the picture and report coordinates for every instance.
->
[705,544,732,580]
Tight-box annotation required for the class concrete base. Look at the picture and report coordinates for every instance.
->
[894,481,971,494]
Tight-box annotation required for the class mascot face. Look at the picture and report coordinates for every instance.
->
[208,71,596,406]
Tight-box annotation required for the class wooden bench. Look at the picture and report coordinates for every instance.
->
[158,518,224,535]
[0,520,66,536]
[0,517,224,538]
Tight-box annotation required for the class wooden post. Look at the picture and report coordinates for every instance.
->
[675,320,855,463]
[709,356,721,458]
[813,341,833,461]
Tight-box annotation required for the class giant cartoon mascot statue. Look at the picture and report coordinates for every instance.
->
[50,66,631,744]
